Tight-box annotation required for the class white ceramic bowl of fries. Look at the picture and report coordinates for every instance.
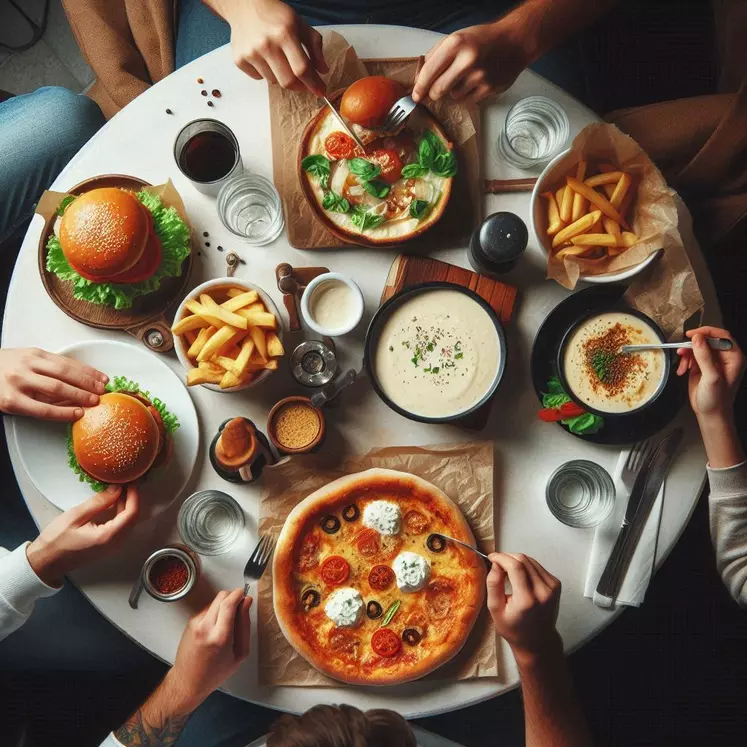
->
[171,278,285,392]
[530,149,658,284]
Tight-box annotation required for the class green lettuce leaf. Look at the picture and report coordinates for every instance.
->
[562,412,605,435]
[46,190,191,310]
[67,376,180,490]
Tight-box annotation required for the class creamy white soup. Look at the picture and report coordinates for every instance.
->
[374,289,501,418]
[562,311,666,414]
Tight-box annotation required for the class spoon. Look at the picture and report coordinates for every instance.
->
[622,337,733,354]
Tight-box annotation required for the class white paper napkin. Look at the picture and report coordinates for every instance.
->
[584,448,665,607]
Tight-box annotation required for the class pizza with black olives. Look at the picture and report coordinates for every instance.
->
[272,468,486,685]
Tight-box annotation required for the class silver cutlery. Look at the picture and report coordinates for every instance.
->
[243,534,275,595]
[595,428,683,606]
[622,337,732,354]
[322,96,367,153]
[381,95,418,131]
[128,571,144,609]
[435,533,492,565]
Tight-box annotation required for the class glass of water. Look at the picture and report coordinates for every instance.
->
[545,460,615,528]
[178,489,245,555]
[217,173,285,246]
[498,96,570,170]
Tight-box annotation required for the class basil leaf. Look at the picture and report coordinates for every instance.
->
[347,157,380,182]
[362,180,390,199]
[563,412,605,435]
[401,163,428,179]
[351,205,385,232]
[542,392,571,409]
[301,154,331,189]
[410,199,430,220]
[322,191,350,213]
[56,195,76,216]
[432,151,458,178]
[380,600,400,627]
[418,138,435,169]
[546,376,566,395]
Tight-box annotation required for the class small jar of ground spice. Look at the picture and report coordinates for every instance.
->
[142,546,200,602]
[267,396,326,455]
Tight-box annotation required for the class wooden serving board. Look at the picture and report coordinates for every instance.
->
[37,175,194,353]
[381,254,518,430]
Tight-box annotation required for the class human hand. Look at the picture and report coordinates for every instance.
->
[413,22,531,104]
[26,485,140,586]
[0,348,107,421]
[165,589,252,712]
[487,552,562,663]
[223,0,327,96]
[676,327,745,422]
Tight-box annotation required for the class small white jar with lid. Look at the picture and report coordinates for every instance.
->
[300,272,364,337]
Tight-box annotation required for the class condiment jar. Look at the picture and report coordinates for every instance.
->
[209,417,276,483]
[468,211,528,276]
[266,395,326,455]
[289,340,337,388]
[142,545,200,602]
[300,272,364,337]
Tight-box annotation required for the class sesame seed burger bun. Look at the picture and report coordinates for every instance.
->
[71,391,161,484]
[59,188,151,280]
[339,76,404,128]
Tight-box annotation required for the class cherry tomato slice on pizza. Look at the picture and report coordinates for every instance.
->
[320,555,350,586]
[404,510,429,535]
[325,132,358,160]
[368,148,404,184]
[356,528,380,558]
[371,628,402,658]
[368,564,395,591]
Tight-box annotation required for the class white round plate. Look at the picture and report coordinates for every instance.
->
[12,340,200,519]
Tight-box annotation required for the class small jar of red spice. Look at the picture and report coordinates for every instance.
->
[142,545,200,602]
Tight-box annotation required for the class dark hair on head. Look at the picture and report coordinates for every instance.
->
[267,704,417,747]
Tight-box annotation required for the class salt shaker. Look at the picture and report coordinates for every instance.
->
[468,211,528,276]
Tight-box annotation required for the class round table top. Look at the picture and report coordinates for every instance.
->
[3,24,720,718]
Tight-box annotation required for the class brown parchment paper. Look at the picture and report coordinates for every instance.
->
[545,124,704,336]
[257,441,498,687]
[268,31,481,250]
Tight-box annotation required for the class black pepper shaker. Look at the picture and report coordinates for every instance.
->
[468,211,528,276]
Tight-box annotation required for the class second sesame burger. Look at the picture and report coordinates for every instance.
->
[68,376,180,491]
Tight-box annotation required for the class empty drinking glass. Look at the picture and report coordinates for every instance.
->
[545,460,615,528]
[217,174,285,246]
[498,96,570,169]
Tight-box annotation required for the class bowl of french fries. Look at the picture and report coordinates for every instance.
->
[531,149,657,284]
[171,278,285,391]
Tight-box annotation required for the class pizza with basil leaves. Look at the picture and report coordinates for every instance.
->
[298,96,456,247]
[272,468,485,685]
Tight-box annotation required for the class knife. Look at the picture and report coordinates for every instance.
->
[595,427,683,606]
[322,96,367,154]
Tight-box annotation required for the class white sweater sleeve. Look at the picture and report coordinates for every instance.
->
[708,460,747,607]
[0,542,61,642]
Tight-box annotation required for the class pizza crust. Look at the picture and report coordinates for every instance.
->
[273,468,486,686]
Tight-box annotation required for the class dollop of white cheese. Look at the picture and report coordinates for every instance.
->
[362,500,401,536]
[393,552,431,593]
[324,587,363,627]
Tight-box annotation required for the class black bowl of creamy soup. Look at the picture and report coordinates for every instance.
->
[364,282,507,423]
[557,309,670,417]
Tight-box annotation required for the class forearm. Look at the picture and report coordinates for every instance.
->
[514,637,593,747]
[496,0,620,64]
[113,671,200,746]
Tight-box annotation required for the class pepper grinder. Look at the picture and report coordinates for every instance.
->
[468,211,528,276]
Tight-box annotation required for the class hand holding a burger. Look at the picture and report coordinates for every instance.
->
[206,0,328,96]
[26,485,140,586]
[0,348,108,421]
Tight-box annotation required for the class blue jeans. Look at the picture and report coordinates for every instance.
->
[0,86,105,245]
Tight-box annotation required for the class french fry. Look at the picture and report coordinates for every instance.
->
[584,172,623,187]
[187,326,216,359]
[225,287,246,298]
[571,161,588,221]
[249,326,267,362]
[220,290,259,312]
[197,325,238,363]
[559,179,574,223]
[184,329,198,345]
[219,370,242,389]
[603,217,621,240]
[233,338,256,376]
[551,210,601,249]
[186,367,224,386]
[264,359,279,371]
[609,173,632,210]
[198,360,225,376]
[266,331,284,358]
[555,186,566,211]
[235,309,277,329]
[570,233,619,248]
[620,231,639,248]
[199,294,248,329]
[565,177,628,229]
[541,191,564,236]
[244,302,266,314]
[172,313,210,336]
[556,245,592,260]
[184,300,224,328]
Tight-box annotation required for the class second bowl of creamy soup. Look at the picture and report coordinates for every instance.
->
[558,310,669,416]
[365,283,506,422]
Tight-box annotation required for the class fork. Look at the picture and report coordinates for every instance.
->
[436,533,492,567]
[621,439,655,493]
[243,535,275,595]
[381,95,418,131]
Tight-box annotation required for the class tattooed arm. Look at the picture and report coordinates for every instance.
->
[110,589,253,746]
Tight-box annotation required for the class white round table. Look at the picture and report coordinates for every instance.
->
[2,25,720,718]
